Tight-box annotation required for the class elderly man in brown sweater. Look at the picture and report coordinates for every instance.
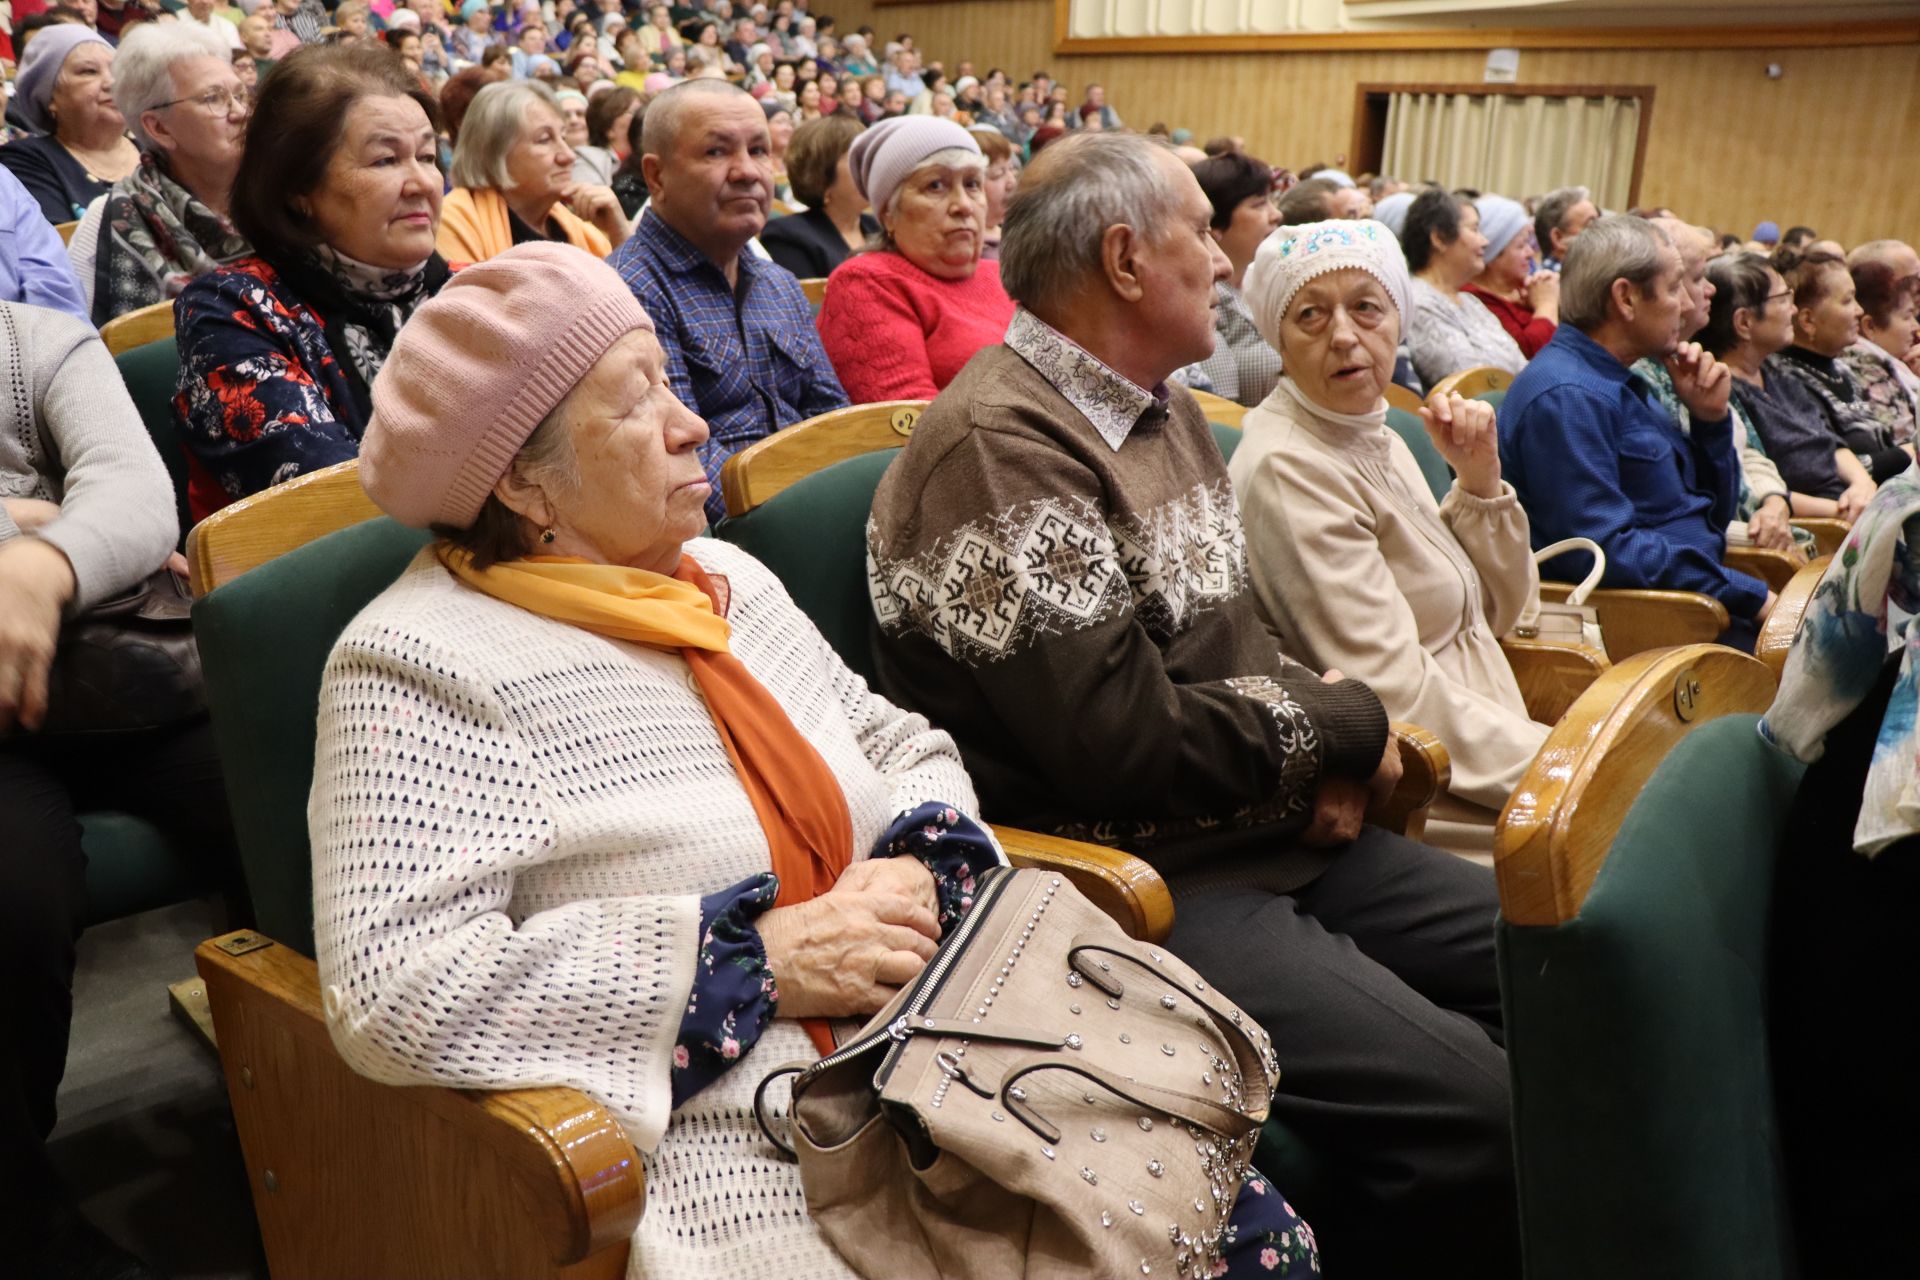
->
[866,133,1519,1280]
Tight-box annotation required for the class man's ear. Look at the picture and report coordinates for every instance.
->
[1100,222,1145,303]
[640,151,665,201]
[1609,276,1640,326]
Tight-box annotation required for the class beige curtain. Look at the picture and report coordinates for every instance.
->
[1383,91,1641,210]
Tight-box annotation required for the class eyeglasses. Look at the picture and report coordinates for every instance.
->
[153,86,251,117]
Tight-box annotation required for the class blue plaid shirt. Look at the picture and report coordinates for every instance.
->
[610,213,849,521]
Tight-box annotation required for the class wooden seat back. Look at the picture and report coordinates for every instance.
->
[1538,580,1728,662]
[1428,365,1514,402]
[1755,553,1831,680]
[1383,383,1424,414]
[719,400,926,516]
[100,299,175,357]
[1187,388,1246,428]
[55,219,79,245]
[797,276,829,308]
[1496,643,1776,926]
[186,458,382,596]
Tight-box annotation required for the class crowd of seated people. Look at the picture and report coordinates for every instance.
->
[5,3,1920,1278]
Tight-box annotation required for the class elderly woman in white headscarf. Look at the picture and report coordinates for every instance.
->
[1227,220,1548,858]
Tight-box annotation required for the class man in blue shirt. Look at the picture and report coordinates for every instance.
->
[609,80,848,523]
[1498,214,1774,644]
[0,169,88,323]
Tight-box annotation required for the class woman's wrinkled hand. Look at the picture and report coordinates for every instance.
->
[759,858,940,1020]
[0,538,77,734]
[1839,478,1877,523]
[1746,495,1795,552]
[1418,392,1502,499]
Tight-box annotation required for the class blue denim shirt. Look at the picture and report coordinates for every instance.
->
[0,167,86,322]
[610,213,848,522]
[1498,324,1769,619]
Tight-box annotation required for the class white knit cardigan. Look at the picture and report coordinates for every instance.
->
[309,539,977,1279]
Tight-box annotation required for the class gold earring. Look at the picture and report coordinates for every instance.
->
[540,527,557,544]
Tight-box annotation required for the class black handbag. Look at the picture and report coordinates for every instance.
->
[33,566,205,738]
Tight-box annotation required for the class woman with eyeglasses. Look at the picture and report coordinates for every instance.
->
[0,26,140,226]
[1701,252,1879,523]
[64,24,255,327]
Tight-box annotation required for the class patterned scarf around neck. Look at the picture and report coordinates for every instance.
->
[277,243,450,424]
[92,150,252,328]
[1762,471,1920,855]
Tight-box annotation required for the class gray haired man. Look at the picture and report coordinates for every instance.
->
[1532,184,1599,272]
[866,132,1520,1279]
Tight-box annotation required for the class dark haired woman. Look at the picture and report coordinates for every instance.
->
[1184,148,1282,406]
[1770,248,1911,489]
[1399,186,1525,389]
[173,42,450,521]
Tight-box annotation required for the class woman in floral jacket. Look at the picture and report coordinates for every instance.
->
[173,43,451,521]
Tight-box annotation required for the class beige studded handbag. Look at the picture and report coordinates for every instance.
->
[753,866,1279,1280]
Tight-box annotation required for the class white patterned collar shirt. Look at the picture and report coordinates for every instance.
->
[1003,307,1170,452]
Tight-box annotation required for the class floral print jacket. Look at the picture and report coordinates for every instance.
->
[173,257,365,522]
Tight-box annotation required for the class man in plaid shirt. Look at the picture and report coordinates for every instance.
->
[611,80,849,522]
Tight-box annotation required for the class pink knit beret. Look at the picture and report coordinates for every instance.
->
[847,116,982,220]
[360,242,655,530]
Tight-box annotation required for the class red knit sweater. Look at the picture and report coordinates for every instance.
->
[816,250,1016,402]
[1462,284,1558,359]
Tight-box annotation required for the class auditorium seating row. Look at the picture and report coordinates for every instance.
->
[95,316,1819,1278]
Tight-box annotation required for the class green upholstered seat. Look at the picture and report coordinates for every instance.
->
[712,450,898,684]
[1208,421,1240,462]
[192,517,433,956]
[71,339,195,926]
[1497,714,1804,1278]
[1385,406,1454,503]
[79,811,200,925]
[116,337,189,550]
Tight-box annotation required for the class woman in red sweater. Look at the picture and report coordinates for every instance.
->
[815,116,1014,403]
[1461,193,1559,359]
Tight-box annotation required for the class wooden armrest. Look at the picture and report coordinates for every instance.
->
[1501,635,1612,726]
[1791,517,1849,558]
[1755,553,1832,681]
[994,824,1174,943]
[196,932,639,1278]
[1725,544,1807,594]
[1539,581,1729,661]
[1369,722,1450,841]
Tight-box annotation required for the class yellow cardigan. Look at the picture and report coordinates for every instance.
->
[436,187,613,265]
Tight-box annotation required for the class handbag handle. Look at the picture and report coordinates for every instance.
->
[753,1062,809,1161]
[1067,937,1275,1093]
[999,1058,1256,1145]
[1533,537,1606,606]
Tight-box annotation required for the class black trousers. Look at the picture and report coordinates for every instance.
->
[1771,663,1920,1280]
[0,718,237,1244]
[1166,826,1519,1280]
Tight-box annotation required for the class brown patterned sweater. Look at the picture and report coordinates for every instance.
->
[867,319,1388,894]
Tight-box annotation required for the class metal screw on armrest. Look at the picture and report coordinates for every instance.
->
[240,1067,254,1089]
[263,1170,279,1193]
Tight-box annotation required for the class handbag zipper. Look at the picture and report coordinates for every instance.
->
[799,865,1019,1084]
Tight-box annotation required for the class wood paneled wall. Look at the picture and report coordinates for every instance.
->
[838,0,1920,245]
